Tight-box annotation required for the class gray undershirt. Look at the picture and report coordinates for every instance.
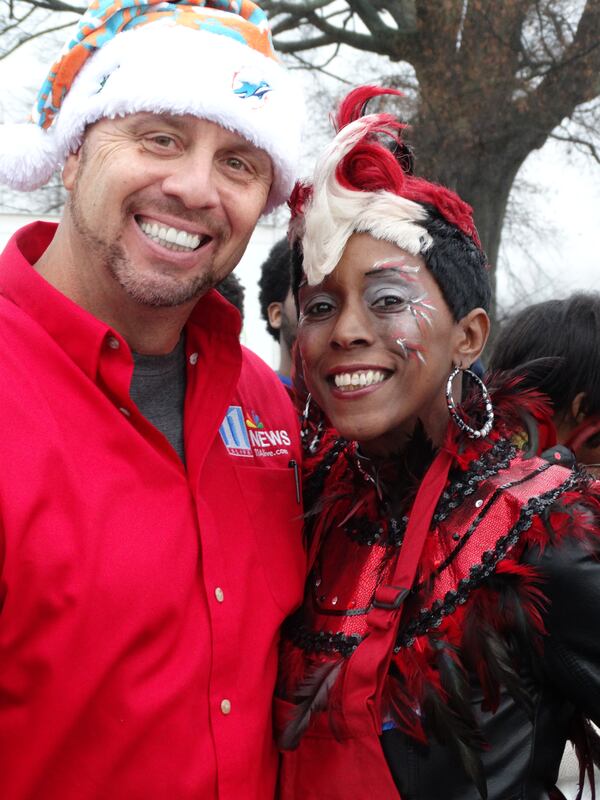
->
[130,336,187,462]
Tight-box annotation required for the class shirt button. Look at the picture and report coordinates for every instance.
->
[215,587,224,603]
[220,699,232,715]
[119,407,131,417]
[189,352,199,365]
[107,336,120,350]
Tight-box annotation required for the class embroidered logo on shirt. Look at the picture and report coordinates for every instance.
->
[219,406,253,458]
[219,406,291,459]
[245,411,265,429]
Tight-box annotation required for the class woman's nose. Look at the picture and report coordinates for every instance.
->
[329,304,375,350]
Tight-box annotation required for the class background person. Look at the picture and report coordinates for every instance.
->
[258,237,298,389]
[276,86,600,800]
[217,272,246,322]
[490,292,600,473]
[0,2,305,798]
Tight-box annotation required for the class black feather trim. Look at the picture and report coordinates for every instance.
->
[278,659,343,751]
[428,637,489,799]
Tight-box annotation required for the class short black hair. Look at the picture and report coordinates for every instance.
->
[489,292,600,417]
[216,273,245,320]
[421,206,491,321]
[258,238,293,341]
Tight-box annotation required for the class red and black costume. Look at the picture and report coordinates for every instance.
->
[277,382,600,800]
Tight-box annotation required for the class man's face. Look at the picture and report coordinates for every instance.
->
[63,112,273,308]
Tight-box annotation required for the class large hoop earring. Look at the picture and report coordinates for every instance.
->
[445,366,494,439]
[301,393,325,454]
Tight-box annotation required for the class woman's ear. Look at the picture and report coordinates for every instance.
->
[453,308,490,367]
[570,391,587,423]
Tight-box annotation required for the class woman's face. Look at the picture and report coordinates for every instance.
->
[298,233,473,455]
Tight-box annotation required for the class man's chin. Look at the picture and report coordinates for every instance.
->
[114,271,212,308]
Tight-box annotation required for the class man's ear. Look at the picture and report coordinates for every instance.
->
[453,308,490,367]
[267,301,283,331]
[62,149,82,191]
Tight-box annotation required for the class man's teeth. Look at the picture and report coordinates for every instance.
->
[138,219,202,252]
[333,370,387,390]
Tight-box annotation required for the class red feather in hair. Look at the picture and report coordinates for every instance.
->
[329,85,482,247]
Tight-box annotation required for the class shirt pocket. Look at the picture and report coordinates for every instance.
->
[232,464,306,615]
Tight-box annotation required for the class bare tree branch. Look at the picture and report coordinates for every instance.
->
[548,129,600,163]
[16,0,82,12]
[0,17,74,60]
[521,0,600,128]
[262,0,333,15]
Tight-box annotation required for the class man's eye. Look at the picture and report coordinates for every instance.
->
[154,136,174,146]
[225,156,250,172]
[143,134,179,152]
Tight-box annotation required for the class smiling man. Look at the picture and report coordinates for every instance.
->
[0,2,305,798]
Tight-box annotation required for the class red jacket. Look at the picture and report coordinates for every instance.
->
[0,222,305,800]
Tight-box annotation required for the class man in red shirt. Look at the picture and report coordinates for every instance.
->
[0,2,305,798]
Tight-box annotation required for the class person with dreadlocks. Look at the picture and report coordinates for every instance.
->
[275,86,600,800]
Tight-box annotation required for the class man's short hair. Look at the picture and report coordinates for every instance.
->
[258,238,292,342]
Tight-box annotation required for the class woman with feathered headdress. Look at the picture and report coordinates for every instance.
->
[276,86,600,800]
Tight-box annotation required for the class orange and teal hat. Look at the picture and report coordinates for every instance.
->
[0,0,304,212]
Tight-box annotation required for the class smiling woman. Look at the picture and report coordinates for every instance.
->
[276,86,600,800]
[297,234,486,454]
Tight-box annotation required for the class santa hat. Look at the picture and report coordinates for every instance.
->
[0,0,303,213]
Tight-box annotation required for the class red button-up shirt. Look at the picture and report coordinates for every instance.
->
[0,222,305,800]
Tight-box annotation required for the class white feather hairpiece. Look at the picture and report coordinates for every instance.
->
[302,117,433,285]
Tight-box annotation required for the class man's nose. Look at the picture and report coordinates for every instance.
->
[160,150,221,210]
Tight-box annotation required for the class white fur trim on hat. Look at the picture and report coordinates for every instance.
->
[302,119,432,284]
[0,122,58,191]
[0,20,304,212]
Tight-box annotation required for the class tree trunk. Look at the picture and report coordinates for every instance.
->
[454,164,522,347]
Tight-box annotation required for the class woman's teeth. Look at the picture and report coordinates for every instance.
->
[333,370,387,390]
[138,219,203,252]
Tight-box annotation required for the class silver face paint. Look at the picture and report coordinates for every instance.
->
[395,337,427,364]
[371,258,421,275]
[375,261,436,366]
[407,294,435,331]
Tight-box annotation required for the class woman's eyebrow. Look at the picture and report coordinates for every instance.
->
[364,267,417,281]
[365,259,420,278]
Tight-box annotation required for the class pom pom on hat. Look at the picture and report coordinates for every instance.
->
[0,123,59,191]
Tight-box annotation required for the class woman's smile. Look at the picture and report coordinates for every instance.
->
[327,366,393,395]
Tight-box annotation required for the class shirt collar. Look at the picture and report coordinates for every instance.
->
[0,221,114,381]
[0,221,243,379]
